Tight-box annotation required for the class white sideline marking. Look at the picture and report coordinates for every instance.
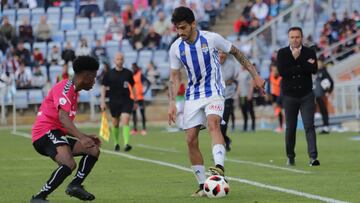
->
[135,144,180,153]
[13,131,349,203]
[102,149,348,203]
[226,158,312,174]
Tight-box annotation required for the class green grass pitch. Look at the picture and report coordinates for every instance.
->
[0,126,359,203]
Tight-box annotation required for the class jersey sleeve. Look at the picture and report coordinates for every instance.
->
[169,43,182,70]
[213,33,232,53]
[52,85,74,112]
[102,71,110,86]
[128,71,135,86]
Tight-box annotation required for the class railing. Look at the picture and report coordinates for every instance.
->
[331,80,360,119]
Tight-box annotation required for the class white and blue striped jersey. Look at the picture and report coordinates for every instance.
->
[169,30,232,101]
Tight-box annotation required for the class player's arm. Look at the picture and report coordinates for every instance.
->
[100,85,107,111]
[229,45,265,94]
[168,69,180,125]
[59,109,95,148]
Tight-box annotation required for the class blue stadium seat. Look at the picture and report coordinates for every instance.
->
[90,17,105,30]
[40,66,48,81]
[80,30,95,43]
[14,90,29,109]
[62,7,75,20]
[76,17,90,30]
[2,9,16,24]
[65,30,80,43]
[153,50,168,64]
[105,40,120,61]
[47,7,61,22]
[78,90,90,103]
[157,62,170,80]
[121,39,134,52]
[138,50,153,67]
[31,8,45,24]
[96,30,105,40]
[49,65,62,85]
[28,89,44,105]
[123,51,138,68]
[61,19,75,31]
[16,9,30,22]
[48,19,60,32]
[52,31,65,43]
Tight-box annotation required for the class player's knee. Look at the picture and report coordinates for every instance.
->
[186,136,198,147]
[208,122,220,133]
[89,146,100,158]
[64,160,77,171]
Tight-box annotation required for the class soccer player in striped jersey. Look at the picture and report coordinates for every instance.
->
[167,6,265,197]
[30,56,100,203]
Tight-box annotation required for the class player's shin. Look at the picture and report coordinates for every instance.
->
[34,165,72,199]
[212,144,226,170]
[69,155,98,186]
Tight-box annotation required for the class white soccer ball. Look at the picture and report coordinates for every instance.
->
[320,78,331,90]
[204,175,230,198]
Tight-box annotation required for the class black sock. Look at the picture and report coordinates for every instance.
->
[34,165,72,199]
[199,184,204,190]
[70,155,98,186]
[216,164,225,172]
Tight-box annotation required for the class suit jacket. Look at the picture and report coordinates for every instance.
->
[277,45,318,98]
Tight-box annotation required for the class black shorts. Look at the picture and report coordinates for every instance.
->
[109,100,134,117]
[33,130,77,159]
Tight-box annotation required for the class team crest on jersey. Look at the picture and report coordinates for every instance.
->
[59,97,67,105]
[180,51,186,56]
[201,44,209,53]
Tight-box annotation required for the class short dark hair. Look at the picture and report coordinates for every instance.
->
[72,56,99,74]
[171,6,195,25]
[288,26,303,37]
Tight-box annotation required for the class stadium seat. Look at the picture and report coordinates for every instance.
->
[153,50,168,65]
[80,30,95,44]
[138,50,153,67]
[90,17,105,30]
[14,90,29,109]
[105,40,120,61]
[28,89,44,105]
[157,62,170,80]
[52,31,65,43]
[2,9,16,24]
[23,42,31,51]
[47,42,62,57]
[96,30,105,40]
[78,90,90,103]
[40,66,48,81]
[31,8,45,24]
[49,65,62,85]
[121,39,134,52]
[48,19,60,32]
[62,7,76,20]
[61,19,75,31]
[47,7,61,22]
[16,9,30,22]
[123,51,138,68]
[65,30,80,43]
[76,17,90,30]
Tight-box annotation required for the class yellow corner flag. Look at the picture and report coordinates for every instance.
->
[99,111,110,142]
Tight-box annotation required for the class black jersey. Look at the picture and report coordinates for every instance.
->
[102,68,134,101]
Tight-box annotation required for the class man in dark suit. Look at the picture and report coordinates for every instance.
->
[277,27,320,166]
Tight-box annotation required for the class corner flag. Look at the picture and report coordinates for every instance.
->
[99,111,110,142]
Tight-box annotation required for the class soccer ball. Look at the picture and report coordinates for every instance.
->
[204,175,230,198]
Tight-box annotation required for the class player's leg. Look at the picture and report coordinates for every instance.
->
[65,137,100,201]
[205,98,226,176]
[239,97,248,131]
[283,95,300,165]
[121,99,134,151]
[31,131,75,202]
[131,108,138,135]
[220,98,231,151]
[248,98,256,131]
[139,100,147,135]
[186,126,206,197]
[109,101,121,151]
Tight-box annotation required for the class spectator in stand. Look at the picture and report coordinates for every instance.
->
[56,63,70,82]
[15,41,31,66]
[62,42,76,64]
[269,63,283,133]
[314,58,333,134]
[76,38,91,56]
[104,14,123,41]
[242,0,254,20]
[233,15,249,36]
[238,64,255,132]
[131,25,145,51]
[121,4,134,39]
[269,0,280,19]
[250,0,269,24]
[35,15,52,43]
[143,26,161,50]
[2,51,19,75]
[91,39,108,64]
[15,60,32,89]
[18,16,34,44]
[145,61,160,86]
[0,16,16,46]
[133,0,148,13]
[96,62,110,85]
[31,65,46,89]
[47,45,62,66]
[103,0,120,15]
[247,18,260,34]
[329,12,340,31]
[79,0,100,18]
[153,11,172,36]
[33,47,45,66]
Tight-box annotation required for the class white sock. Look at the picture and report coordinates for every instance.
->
[212,144,225,167]
[191,165,206,185]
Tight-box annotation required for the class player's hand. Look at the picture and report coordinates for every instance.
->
[89,135,102,147]
[307,58,315,64]
[79,136,96,148]
[100,101,106,111]
[133,101,138,110]
[168,101,177,125]
[254,76,266,95]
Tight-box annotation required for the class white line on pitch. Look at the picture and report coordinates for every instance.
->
[226,158,312,174]
[135,144,180,153]
[12,131,349,203]
[102,149,348,203]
